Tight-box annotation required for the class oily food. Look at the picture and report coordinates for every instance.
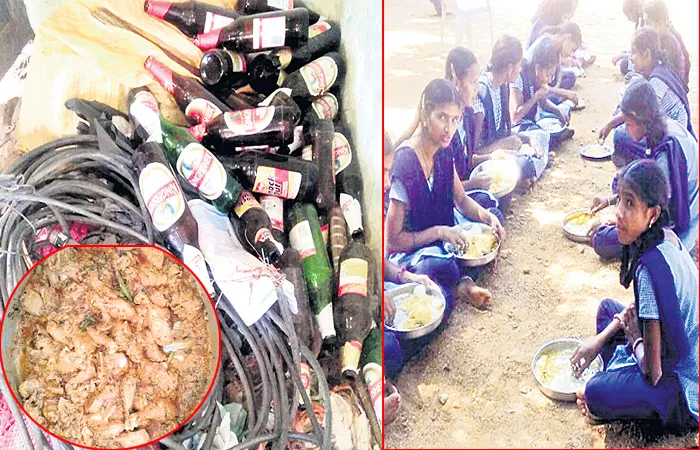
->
[534,347,602,393]
[394,286,443,330]
[454,228,498,259]
[12,247,213,448]
[564,211,598,236]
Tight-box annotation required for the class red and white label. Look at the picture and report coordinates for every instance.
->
[252,166,302,199]
[255,228,273,244]
[185,98,222,125]
[320,223,329,246]
[182,244,215,296]
[223,107,276,136]
[308,20,331,39]
[287,125,304,152]
[289,220,316,259]
[260,195,284,232]
[176,143,227,200]
[300,56,339,97]
[338,258,368,297]
[333,132,352,175]
[253,16,286,50]
[139,162,186,232]
[300,362,311,391]
[312,92,339,120]
[340,193,363,235]
[129,91,162,142]
[203,12,236,33]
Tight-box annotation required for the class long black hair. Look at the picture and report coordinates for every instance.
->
[631,26,668,67]
[487,35,523,74]
[623,0,644,28]
[395,79,461,145]
[541,21,582,48]
[445,47,478,83]
[618,159,670,288]
[620,77,668,152]
[531,0,576,25]
[643,0,691,91]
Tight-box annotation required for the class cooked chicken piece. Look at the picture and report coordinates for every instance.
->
[86,328,118,354]
[21,288,44,316]
[144,331,167,362]
[84,386,119,415]
[138,361,177,397]
[169,287,203,319]
[55,347,86,374]
[46,320,71,346]
[115,429,150,447]
[121,375,138,417]
[65,364,97,404]
[72,331,98,356]
[95,421,126,438]
[27,333,61,364]
[42,399,59,423]
[141,247,165,269]
[19,378,42,399]
[149,290,168,308]
[97,296,136,322]
[126,398,177,430]
[139,264,168,287]
[133,290,149,306]
[148,304,172,346]
[104,352,129,376]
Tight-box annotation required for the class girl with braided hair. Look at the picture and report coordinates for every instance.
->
[643,0,691,93]
[572,159,698,429]
[590,78,697,259]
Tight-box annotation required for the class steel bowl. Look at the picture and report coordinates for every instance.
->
[469,159,519,198]
[580,144,613,161]
[385,283,446,340]
[562,208,600,244]
[531,338,604,402]
[447,222,500,267]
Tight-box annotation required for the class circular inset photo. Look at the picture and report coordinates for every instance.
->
[1,245,221,449]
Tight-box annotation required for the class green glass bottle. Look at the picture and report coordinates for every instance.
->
[286,202,335,342]
[359,325,382,429]
[128,87,244,213]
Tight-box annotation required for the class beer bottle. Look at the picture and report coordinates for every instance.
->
[335,234,375,379]
[144,56,229,125]
[231,190,283,264]
[218,151,317,201]
[286,203,336,342]
[328,204,347,277]
[300,91,340,125]
[199,49,249,93]
[308,118,335,215]
[262,89,302,125]
[131,141,215,296]
[359,325,382,428]
[334,126,363,238]
[281,52,345,101]
[144,0,239,38]
[236,0,320,24]
[128,88,244,213]
[193,8,309,52]
[194,106,296,153]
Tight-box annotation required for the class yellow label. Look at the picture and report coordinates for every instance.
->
[233,190,261,218]
[340,340,362,375]
[338,258,368,297]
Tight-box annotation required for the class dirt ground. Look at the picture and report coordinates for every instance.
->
[384,0,699,448]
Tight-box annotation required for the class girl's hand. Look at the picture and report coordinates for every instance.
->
[598,122,612,142]
[590,195,608,214]
[557,109,570,126]
[620,304,641,343]
[488,213,506,243]
[384,292,397,324]
[534,85,550,101]
[441,226,468,249]
[403,272,441,293]
[570,336,601,377]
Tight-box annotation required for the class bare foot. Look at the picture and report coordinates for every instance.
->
[385,383,401,424]
[454,277,492,310]
[575,389,603,425]
[547,151,556,168]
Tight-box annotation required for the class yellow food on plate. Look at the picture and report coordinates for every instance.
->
[584,145,610,158]
[457,229,498,258]
[534,348,602,392]
[396,292,439,330]
[565,212,599,236]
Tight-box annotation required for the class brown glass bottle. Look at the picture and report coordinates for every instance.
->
[144,0,239,38]
[199,49,249,93]
[144,56,229,125]
[236,0,320,24]
[131,141,215,295]
[231,190,283,264]
[281,52,345,101]
[194,106,296,153]
[193,8,309,52]
[335,234,375,379]
[308,118,335,215]
[218,151,317,201]
[334,125,363,239]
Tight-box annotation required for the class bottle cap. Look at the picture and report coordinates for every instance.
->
[144,0,172,19]
[193,29,223,51]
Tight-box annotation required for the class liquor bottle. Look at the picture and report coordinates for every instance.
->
[334,126,363,238]
[328,204,347,277]
[218,151,317,201]
[128,87,244,212]
[236,0,320,24]
[131,141,215,296]
[144,0,239,38]
[287,202,336,342]
[199,49,249,93]
[193,106,296,153]
[359,326,382,428]
[335,234,375,379]
[281,52,345,101]
[144,56,229,125]
[308,119,335,215]
[262,89,302,125]
[231,190,283,264]
[193,8,309,52]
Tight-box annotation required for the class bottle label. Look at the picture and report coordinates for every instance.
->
[185,98,222,125]
[312,93,339,120]
[276,47,293,68]
[253,166,302,199]
[339,193,363,235]
[301,145,312,161]
[340,340,362,375]
[130,91,163,142]
[267,0,294,9]
[298,362,311,404]
[260,195,284,232]
[223,107,276,136]
[254,228,273,244]
[233,190,261,218]
[139,162,185,232]
[300,56,339,97]
[333,132,352,175]
[223,50,247,72]
[321,224,329,247]
[316,303,336,339]
[308,21,332,39]
[253,16,287,50]
[203,12,236,33]
[338,258,368,297]
[363,365,382,423]
[176,143,227,200]
[287,125,304,152]
[289,220,316,259]
[259,88,293,107]
[182,244,215,296]
[237,145,271,152]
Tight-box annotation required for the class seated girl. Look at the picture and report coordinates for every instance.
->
[591,79,698,259]
[599,27,694,150]
[527,0,577,48]
[509,38,574,178]
[572,159,698,430]
[612,0,645,78]
[385,79,505,318]
[643,0,691,93]
[534,22,583,94]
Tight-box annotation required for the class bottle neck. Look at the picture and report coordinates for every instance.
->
[144,0,174,19]
[144,57,175,95]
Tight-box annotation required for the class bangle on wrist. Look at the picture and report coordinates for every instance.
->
[632,337,644,353]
